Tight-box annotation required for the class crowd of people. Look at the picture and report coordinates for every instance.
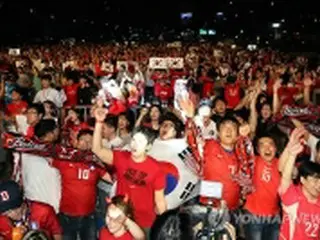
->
[0,41,320,240]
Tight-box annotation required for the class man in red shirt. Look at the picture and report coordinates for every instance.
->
[92,102,167,233]
[279,128,320,240]
[25,104,45,138]
[243,134,281,240]
[201,116,240,210]
[63,77,79,108]
[0,181,62,240]
[50,129,111,240]
[5,88,28,117]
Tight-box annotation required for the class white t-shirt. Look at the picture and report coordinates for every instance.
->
[195,116,218,140]
[308,134,319,162]
[33,87,65,108]
[102,136,129,150]
[21,153,61,213]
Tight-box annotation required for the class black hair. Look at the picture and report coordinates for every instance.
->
[298,161,320,179]
[28,103,45,117]
[150,209,193,240]
[40,74,52,82]
[77,129,93,140]
[212,97,226,108]
[216,116,240,131]
[253,133,278,156]
[11,87,24,96]
[160,112,184,139]
[34,119,57,139]
[43,100,58,118]
[133,127,158,146]
[143,105,163,124]
[104,115,118,131]
[118,110,135,132]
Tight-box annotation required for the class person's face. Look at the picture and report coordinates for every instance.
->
[68,110,78,122]
[41,79,50,89]
[77,134,93,150]
[4,206,24,221]
[261,104,272,120]
[67,79,74,86]
[106,204,126,235]
[80,78,87,85]
[130,132,149,158]
[102,124,115,138]
[214,100,226,115]
[26,108,40,125]
[257,137,276,162]
[11,91,21,101]
[159,120,176,140]
[218,121,238,146]
[150,107,160,121]
[118,115,129,130]
[44,103,53,115]
[45,128,59,143]
[301,175,320,199]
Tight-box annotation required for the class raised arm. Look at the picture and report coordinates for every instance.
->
[92,103,114,165]
[272,78,282,115]
[279,128,305,193]
[248,90,260,137]
[303,76,313,105]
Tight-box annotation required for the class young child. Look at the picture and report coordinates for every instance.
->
[99,195,145,240]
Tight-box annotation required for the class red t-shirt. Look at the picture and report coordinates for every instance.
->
[99,228,133,240]
[279,184,320,240]
[0,201,62,240]
[201,140,240,210]
[6,101,28,116]
[154,83,172,101]
[224,83,241,109]
[245,157,280,216]
[109,99,127,116]
[25,126,35,138]
[52,160,106,216]
[278,86,299,105]
[63,84,79,107]
[113,151,165,228]
[199,76,214,98]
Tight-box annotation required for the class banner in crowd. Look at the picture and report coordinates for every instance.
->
[149,57,184,69]
[148,138,200,210]
[173,79,189,122]
[8,48,20,56]
[274,105,320,137]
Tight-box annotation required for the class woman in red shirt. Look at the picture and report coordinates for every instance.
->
[62,108,89,147]
[99,195,145,240]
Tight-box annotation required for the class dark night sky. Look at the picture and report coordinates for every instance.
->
[0,1,319,45]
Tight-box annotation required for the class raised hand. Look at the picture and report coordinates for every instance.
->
[287,127,306,157]
[178,97,195,118]
[94,103,108,123]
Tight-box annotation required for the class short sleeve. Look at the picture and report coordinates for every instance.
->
[279,183,300,206]
[97,166,107,178]
[44,205,62,235]
[153,167,166,191]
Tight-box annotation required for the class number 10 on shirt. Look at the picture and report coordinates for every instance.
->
[78,169,90,180]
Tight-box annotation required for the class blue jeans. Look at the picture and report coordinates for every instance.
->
[58,213,96,240]
[243,211,280,240]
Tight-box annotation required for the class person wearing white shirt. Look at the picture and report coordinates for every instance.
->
[194,105,218,140]
[33,75,65,108]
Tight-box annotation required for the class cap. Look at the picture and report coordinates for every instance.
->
[0,181,23,214]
